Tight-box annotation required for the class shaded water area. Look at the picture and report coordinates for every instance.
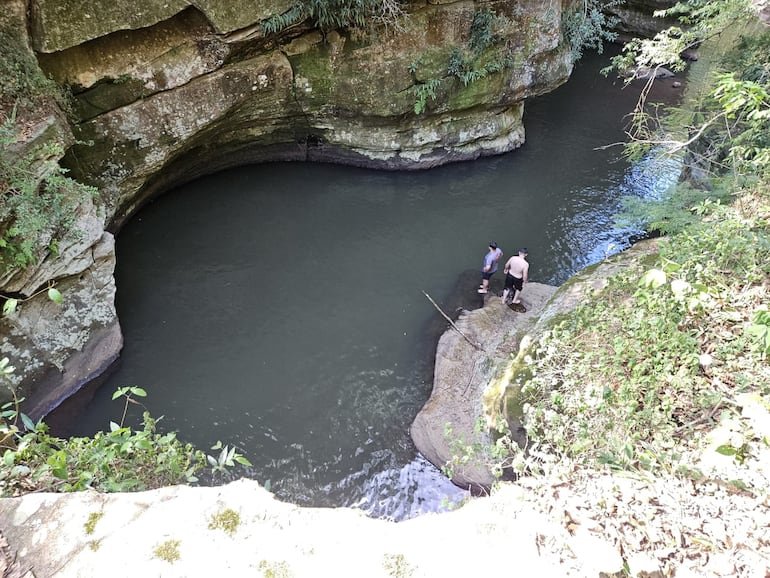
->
[54,51,682,520]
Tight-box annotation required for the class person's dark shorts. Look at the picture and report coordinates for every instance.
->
[504,273,523,292]
[481,271,495,280]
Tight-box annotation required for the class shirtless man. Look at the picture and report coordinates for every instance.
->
[502,248,529,305]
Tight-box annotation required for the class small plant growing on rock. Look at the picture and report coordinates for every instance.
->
[83,511,103,535]
[153,539,181,564]
[208,508,240,536]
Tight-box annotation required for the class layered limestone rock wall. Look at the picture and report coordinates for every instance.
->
[2,0,581,417]
[607,0,679,39]
[0,2,121,420]
[38,0,578,227]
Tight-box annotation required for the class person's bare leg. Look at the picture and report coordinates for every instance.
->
[511,289,522,304]
[502,289,509,304]
[478,279,489,293]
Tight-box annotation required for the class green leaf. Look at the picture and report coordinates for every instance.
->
[47,287,63,305]
[660,258,681,273]
[234,455,253,467]
[715,444,737,457]
[639,269,667,289]
[0,357,14,375]
[20,412,35,431]
[2,298,18,315]
[129,387,147,397]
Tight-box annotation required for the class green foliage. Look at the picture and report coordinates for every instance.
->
[261,0,403,34]
[468,7,499,54]
[711,72,770,178]
[257,560,292,578]
[83,511,103,535]
[616,180,733,236]
[608,0,753,77]
[449,8,514,86]
[446,46,513,87]
[562,0,620,62]
[443,418,519,481]
[412,79,441,115]
[0,26,65,111]
[607,2,770,184]
[0,114,97,274]
[516,185,770,487]
[207,440,253,477]
[0,385,250,497]
[383,553,415,578]
[412,7,513,114]
[747,307,770,355]
[261,4,307,35]
[0,412,203,495]
[2,281,66,319]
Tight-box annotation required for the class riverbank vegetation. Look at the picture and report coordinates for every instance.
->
[0,379,251,496]
[493,1,770,573]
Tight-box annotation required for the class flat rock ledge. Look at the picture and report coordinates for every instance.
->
[4,472,763,577]
[0,478,632,578]
[411,283,558,490]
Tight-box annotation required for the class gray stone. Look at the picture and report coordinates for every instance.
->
[0,479,564,578]
[411,283,557,490]
[29,0,294,52]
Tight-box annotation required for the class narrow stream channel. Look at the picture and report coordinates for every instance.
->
[52,50,682,520]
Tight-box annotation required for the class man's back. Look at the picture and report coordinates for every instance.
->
[506,255,528,278]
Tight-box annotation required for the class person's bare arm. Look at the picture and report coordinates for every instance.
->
[523,262,529,282]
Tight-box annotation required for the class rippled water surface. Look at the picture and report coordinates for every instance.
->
[59,51,682,520]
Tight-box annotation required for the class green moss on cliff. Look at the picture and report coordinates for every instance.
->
[0,24,64,114]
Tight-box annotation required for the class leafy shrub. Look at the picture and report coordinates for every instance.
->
[617,180,734,236]
[517,188,770,485]
[261,0,404,34]
[0,381,252,497]
[562,0,620,62]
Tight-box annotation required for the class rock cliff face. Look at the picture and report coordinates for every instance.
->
[607,0,679,39]
[38,0,578,227]
[3,0,582,416]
